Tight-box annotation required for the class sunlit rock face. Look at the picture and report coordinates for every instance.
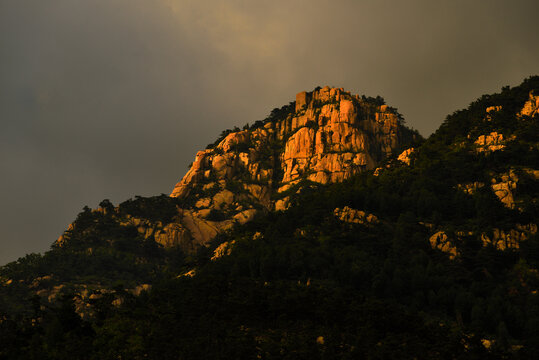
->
[397,148,414,165]
[486,168,538,210]
[519,90,539,118]
[172,86,414,199]
[428,224,537,259]
[334,206,379,225]
[165,87,416,249]
[474,132,507,153]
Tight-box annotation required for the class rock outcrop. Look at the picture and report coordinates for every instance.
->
[334,206,379,225]
[428,224,537,258]
[172,87,413,196]
[397,148,414,165]
[457,182,485,195]
[519,90,539,117]
[164,87,416,250]
[211,240,235,261]
[481,224,538,251]
[429,231,458,259]
[474,132,507,153]
[490,168,539,210]
[485,105,502,121]
[457,168,538,210]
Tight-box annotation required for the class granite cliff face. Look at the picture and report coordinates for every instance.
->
[163,86,416,249]
[172,87,413,196]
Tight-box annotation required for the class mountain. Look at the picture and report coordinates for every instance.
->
[55,86,418,253]
[1,77,538,359]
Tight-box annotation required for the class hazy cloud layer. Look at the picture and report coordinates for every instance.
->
[1,0,538,264]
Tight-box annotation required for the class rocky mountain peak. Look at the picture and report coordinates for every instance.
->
[162,86,418,250]
[55,87,418,252]
[172,86,415,197]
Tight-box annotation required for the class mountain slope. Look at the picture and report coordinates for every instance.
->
[56,86,419,253]
[1,77,538,359]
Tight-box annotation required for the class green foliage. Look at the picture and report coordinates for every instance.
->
[432,75,539,146]
[304,119,318,130]
[225,179,243,194]
[361,94,385,106]
[311,96,340,109]
[206,101,296,149]
[206,209,227,222]
[206,128,238,150]
[118,195,180,223]
[228,141,251,153]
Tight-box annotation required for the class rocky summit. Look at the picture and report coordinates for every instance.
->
[172,87,414,198]
[163,86,417,250]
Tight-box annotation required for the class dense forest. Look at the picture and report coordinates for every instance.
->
[1,76,538,359]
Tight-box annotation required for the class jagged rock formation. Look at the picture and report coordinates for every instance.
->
[428,224,538,258]
[474,132,508,153]
[211,240,235,261]
[429,231,458,259]
[397,148,414,165]
[172,87,414,196]
[519,90,539,117]
[490,170,519,209]
[480,224,538,251]
[334,206,379,225]
[162,86,416,250]
[457,182,485,195]
[457,168,539,210]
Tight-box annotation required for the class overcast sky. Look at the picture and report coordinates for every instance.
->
[1,0,538,265]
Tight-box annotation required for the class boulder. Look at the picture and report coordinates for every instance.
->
[475,132,506,153]
[397,148,414,165]
[429,231,458,259]
[275,197,290,211]
[212,190,235,209]
[334,206,379,225]
[211,241,236,261]
[519,91,539,117]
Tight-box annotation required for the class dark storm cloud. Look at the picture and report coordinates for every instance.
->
[1,0,538,264]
